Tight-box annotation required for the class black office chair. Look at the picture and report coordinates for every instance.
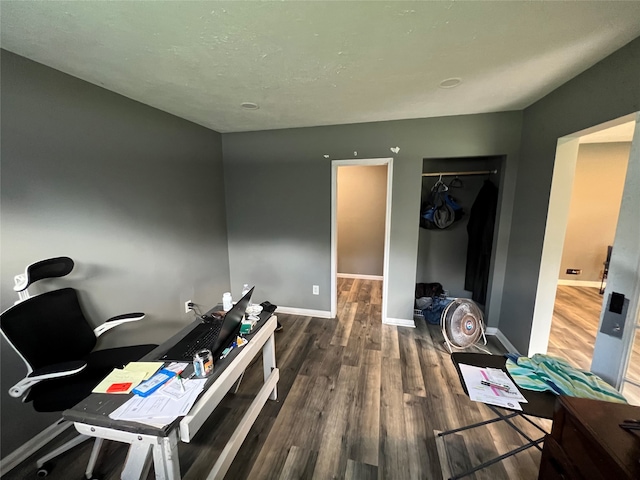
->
[1,257,157,478]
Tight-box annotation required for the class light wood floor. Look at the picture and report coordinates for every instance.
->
[547,285,602,371]
[5,279,550,480]
[548,285,640,405]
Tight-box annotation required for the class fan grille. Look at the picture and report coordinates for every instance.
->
[442,299,484,348]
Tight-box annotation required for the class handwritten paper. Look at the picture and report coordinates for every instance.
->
[458,364,527,411]
[93,362,170,394]
[92,369,148,394]
[123,362,164,380]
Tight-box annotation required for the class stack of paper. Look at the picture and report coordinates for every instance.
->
[109,377,207,428]
[459,364,527,411]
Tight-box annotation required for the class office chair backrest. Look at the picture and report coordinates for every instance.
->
[13,256,75,304]
[1,288,97,371]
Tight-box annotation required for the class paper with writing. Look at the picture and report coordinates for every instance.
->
[92,369,148,394]
[458,363,527,411]
[109,378,207,427]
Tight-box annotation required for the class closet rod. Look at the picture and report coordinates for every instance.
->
[421,169,497,177]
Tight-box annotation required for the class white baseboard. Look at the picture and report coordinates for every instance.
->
[557,279,603,288]
[337,273,384,281]
[276,306,333,319]
[383,317,416,328]
[485,327,520,354]
[0,418,72,475]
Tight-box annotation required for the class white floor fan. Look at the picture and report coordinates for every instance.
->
[440,298,489,354]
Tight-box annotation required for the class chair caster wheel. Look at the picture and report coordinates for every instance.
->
[36,462,53,477]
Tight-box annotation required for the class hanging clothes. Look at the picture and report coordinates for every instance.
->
[464,180,498,304]
[420,178,464,229]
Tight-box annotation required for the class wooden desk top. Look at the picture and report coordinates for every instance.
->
[555,396,640,479]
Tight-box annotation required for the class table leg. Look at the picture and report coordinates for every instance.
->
[262,332,277,400]
[121,442,153,480]
[85,437,104,479]
[152,429,181,480]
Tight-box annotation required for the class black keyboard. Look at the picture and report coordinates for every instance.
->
[183,322,223,357]
[161,320,223,361]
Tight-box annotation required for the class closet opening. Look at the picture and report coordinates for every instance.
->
[415,155,505,327]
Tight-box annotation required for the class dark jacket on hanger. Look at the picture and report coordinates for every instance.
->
[465,180,498,304]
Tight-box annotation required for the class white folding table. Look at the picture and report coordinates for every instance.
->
[64,314,279,480]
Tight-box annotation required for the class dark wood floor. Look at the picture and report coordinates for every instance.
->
[5,279,549,480]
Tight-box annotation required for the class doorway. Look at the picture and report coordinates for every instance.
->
[330,158,393,323]
[547,133,632,371]
[531,112,640,402]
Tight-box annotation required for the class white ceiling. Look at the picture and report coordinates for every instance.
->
[2,1,640,133]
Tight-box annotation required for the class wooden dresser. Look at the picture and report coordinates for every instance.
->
[538,396,640,479]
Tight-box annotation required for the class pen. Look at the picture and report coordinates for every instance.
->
[481,380,510,392]
[176,373,185,393]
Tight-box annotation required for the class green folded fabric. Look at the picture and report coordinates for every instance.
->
[506,354,627,404]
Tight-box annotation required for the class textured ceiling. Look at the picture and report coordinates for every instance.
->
[2,1,640,133]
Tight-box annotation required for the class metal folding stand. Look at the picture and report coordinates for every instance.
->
[437,404,549,480]
[440,353,557,480]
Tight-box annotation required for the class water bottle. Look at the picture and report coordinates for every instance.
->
[222,292,233,311]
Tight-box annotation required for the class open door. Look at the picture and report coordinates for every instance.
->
[590,113,640,395]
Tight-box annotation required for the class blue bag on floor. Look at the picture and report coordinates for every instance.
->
[422,297,453,325]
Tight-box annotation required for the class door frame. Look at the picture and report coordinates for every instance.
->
[530,112,640,388]
[331,158,393,322]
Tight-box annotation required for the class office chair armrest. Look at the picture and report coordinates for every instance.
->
[93,312,145,337]
[9,360,87,398]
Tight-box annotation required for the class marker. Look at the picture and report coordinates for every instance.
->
[220,342,238,359]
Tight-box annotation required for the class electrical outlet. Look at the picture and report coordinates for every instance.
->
[185,300,193,313]
[313,285,319,295]
[566,269,582,275]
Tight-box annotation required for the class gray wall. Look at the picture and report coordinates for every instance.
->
[500,37,640,354]
[0,51,230,458]
[222,112,522,323]
[337,165,387,276]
